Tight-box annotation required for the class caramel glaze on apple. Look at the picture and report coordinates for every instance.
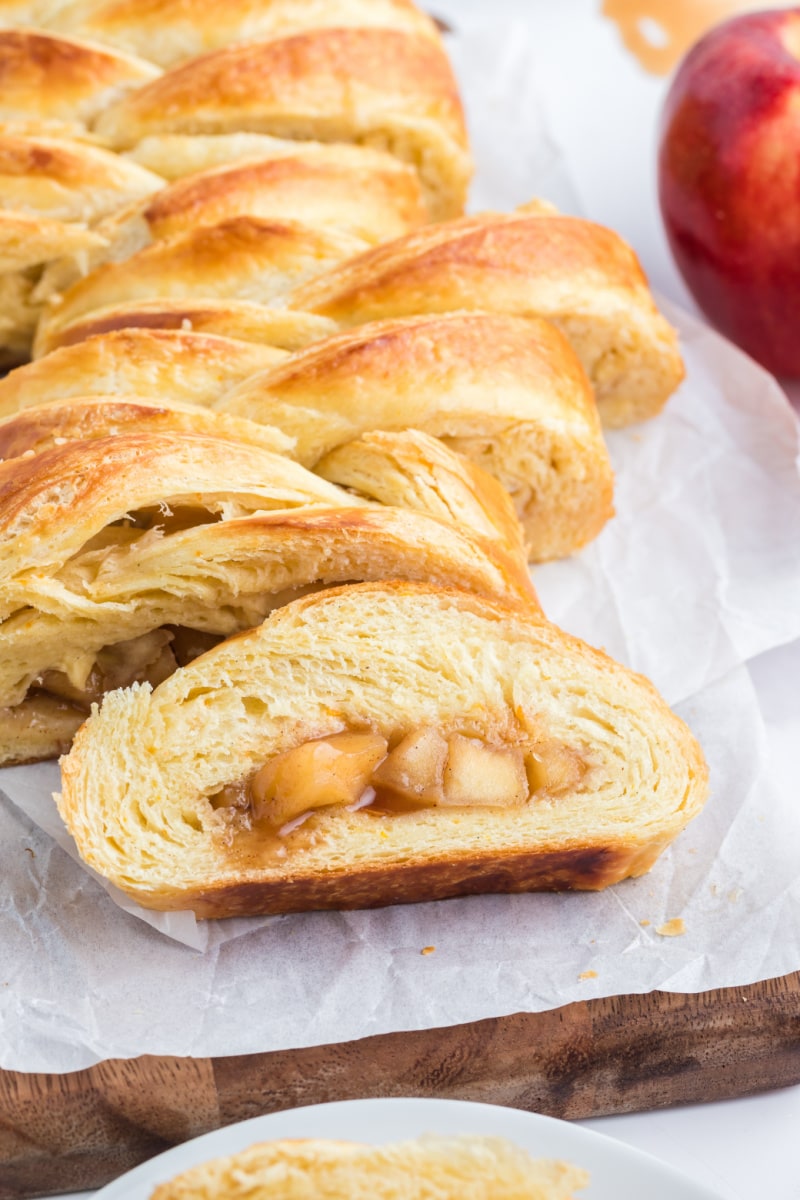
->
[659,9,800,375]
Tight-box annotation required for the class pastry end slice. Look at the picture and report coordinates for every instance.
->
[149,1135,589,1200]
[58,583,708,918]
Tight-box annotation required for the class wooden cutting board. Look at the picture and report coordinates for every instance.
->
[2,972,799,1199]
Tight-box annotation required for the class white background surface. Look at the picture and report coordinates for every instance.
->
[21,1,800,1196]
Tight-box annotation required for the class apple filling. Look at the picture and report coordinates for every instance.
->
[210,726,587,834]
[25,626,222,717]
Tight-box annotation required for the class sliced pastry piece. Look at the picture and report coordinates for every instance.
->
[0,29,159,138]
[92,28,471,219]
[147,1136,587,1200]
[58,581,708,916]
[33,216,367,357]
[0,420,535,765]
[37,142,428,298]
[30,296,337,355]
[289,206,685,426]
[41,0,440,68]
[217,312,615,561]
[0,328,287,416]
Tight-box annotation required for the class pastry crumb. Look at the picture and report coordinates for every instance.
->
[656,918,686,937]
[578,970,597,981]
[421,945,435,956]
[728,888,741,903]
[639,919,650,927]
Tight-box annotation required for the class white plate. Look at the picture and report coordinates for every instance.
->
[96,1097,724,1199]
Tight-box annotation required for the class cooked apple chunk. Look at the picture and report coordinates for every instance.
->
[440,734,528,808]
[526,739,585,795]
[372,726,448,804]
[251,731,388,827]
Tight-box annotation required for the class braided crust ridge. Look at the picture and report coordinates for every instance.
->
[92,28,471,219]
[289,207,685,427]
[3,0,440,68]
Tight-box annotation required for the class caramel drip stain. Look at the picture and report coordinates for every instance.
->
[601,0,792,75]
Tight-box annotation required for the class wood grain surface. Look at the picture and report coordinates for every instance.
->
[2,972,799,1198]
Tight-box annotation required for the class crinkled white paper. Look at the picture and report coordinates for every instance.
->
[2,21,800,1072]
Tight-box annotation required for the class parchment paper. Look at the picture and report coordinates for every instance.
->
[1,21,800,1072]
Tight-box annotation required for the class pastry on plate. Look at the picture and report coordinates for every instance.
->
[147,1134,588,1200]
[58,581,708,916]
[0,418,534,765]
[289,204,685,426]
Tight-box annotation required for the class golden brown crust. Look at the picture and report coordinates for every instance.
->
[38,142,429,301]
[33,215,366,357]
[43,0,439,67]
[34,297,337,354]
[0,132,162,222]
[0,393,293,458]
[92,28,471,218]
[289,209,685,426]
[0,29,158,135]
[0,327,287,416]
[139,146,428,243]
[218,311,615,561]
[166,840,669,918]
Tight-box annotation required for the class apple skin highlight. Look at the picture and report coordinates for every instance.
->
[659,9,800,376]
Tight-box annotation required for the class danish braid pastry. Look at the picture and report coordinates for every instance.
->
[147,1135,588,1200]
[10,311,614,562]
[0,328,288,414]
[33,216,368,356]
[0,415,536,765]
[5,0,441,68]
[33,298,337,354]
[217,312,615,561]
[289,207,685,426]
[36,141,429,299]
[0,129,162,361]
[91,28,471,218]
[58,581,708,916]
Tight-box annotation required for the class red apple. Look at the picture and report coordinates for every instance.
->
[658,8,800,376]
